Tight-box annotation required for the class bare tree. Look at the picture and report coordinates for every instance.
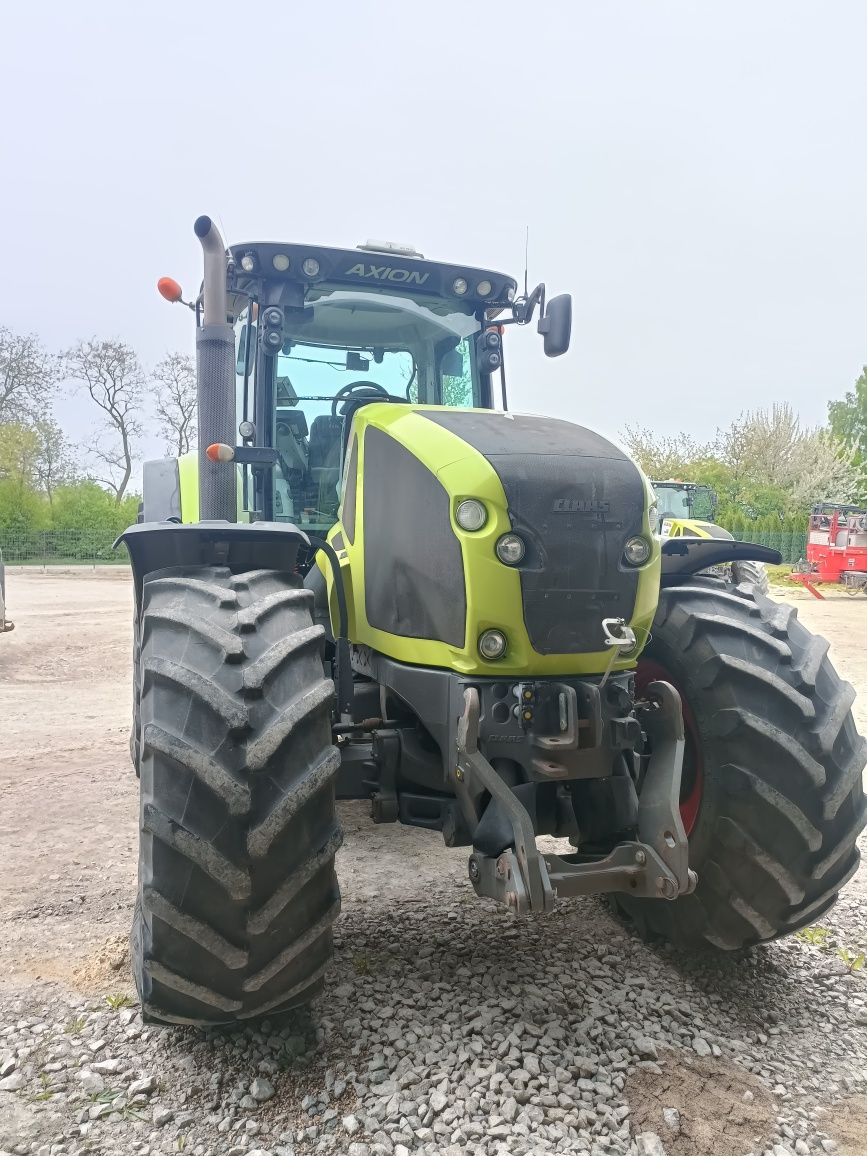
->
[0,327,57,422]
[619,425,713,479]
[32,417,74,506]
[65,339,144,502]
[716,402,803,487]
[788,430,866,507]
[153,352,197,456]
[717,403,865,500]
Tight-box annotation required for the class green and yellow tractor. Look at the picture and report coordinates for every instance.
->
[120,218,866,1026]
[653,479,770,593]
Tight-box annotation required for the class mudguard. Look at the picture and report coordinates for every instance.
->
[115,521,309,604]
[660,537,781,585]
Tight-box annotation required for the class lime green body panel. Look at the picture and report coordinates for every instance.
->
[323,404,660,677]
[659,517,731,540]
[177,453,249,523]
[178,453,199,523]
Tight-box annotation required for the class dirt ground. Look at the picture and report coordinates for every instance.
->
[1,570,866,1156]
[1,569,866,989]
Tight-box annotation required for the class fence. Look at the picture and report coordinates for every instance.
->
[719,526,807,564]
[0,529,129,566]
[1,523,809,567]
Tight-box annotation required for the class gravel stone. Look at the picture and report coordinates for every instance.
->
[343,1115,360,1135]
[0,1058,15,1078]
[429,1090,448,1113]
[250,1077,275,1102]
[662,1107,681,1132]
[128,1075,155,1097]
[152,1105,174,1127]
[691,1037,712,1057]
[0,1072,24,1092]
[635,1133,668,1156]
[634,1036,659,1060]
[77,1071,105,1095]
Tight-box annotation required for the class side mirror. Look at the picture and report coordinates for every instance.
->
[538,294,572,357]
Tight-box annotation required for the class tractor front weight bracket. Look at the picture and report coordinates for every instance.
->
[457,687,697,916]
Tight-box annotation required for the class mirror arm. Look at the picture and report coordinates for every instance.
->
[511,282,546,326]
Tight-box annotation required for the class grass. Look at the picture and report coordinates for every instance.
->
[796,925,866,972]
[64,1015,87,1034]
[352,953,373,975]
[765,564,801,587]
[105,993,133,1010]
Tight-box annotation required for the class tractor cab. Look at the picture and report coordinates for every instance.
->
[227,240,570,531]
[652,480,717,526]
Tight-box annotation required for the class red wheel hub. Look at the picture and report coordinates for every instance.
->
[635,659,704,836]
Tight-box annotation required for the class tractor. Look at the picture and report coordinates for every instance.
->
[652,479,770,593]
[120,217,867,1026]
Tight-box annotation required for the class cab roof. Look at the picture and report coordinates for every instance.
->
[228,241,518,309]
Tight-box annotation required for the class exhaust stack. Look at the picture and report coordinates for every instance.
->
[194,215,236,521]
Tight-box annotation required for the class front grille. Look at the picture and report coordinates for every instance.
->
[421,412,646,655]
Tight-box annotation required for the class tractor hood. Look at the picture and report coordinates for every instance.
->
[330,404,660,677]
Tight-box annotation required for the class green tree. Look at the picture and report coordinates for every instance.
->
[51,481,139,535]
[0,423,49,531]
[828,367,867,466]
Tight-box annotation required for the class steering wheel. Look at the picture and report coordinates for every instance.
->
[330,380,391,416]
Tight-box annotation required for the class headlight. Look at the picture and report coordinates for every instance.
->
[302,257,320,277]
[623,535,652,566]
[495,533,525,565]
[453,277,468,295]
[455,499,487,531]
[478,629,507,660]
[476,279,493,297]
[272,253,291,271]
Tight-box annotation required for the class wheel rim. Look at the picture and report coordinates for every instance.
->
[636,658,703,836]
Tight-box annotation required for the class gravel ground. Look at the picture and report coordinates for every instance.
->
[1,571,866,1156]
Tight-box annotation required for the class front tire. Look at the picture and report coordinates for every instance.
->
[730,558,770,595]
[131,566,341,1025]
[615,579,867,948]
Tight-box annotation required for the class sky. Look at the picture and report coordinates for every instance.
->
[2,1,866,474]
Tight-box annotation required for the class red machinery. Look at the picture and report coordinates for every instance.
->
[794,502,867,597]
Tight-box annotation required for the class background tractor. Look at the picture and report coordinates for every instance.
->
[652,479,771,593]
[120,217,867,1027]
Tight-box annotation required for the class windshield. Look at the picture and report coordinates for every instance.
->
[655,484,715,522]
[236,285,484,532]
[655,485,692,520]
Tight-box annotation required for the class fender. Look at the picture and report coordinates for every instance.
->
[660,537,781,585]
[115,520,309,605]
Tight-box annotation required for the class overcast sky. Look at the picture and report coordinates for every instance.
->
[2,1,865,469]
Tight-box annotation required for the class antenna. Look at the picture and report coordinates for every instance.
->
[523,225,529,298]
